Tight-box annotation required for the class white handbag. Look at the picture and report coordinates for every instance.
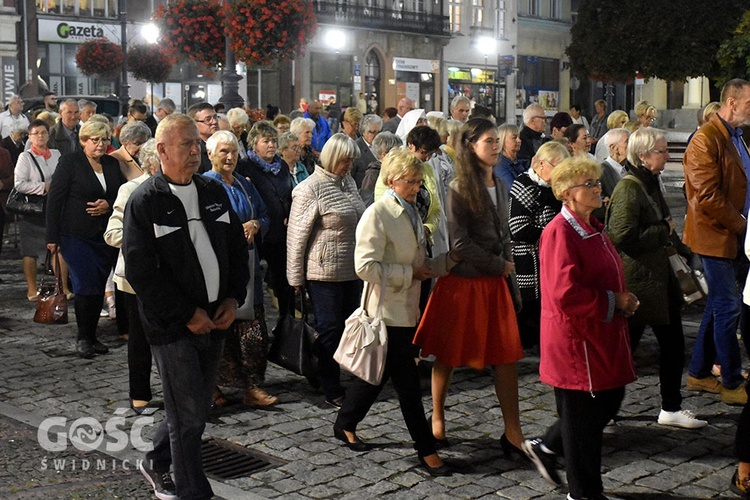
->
[334,276,388,386]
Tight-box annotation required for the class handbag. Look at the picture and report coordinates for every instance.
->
[234,247,256,321]
[334,275,388,386]
[6,152,47,216]
[33,251,68,324]
[666,246,708,305]
[268,289,319,377]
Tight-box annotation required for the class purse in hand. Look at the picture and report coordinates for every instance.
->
[666,246,708,305]
[33,251,68,324]
[334,275,388,386]
[268,289,319,378]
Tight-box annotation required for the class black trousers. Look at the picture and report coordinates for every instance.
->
[74,294,104,343]
[262,242,292,319]
[335,326,436,458]
[124,292,153,401]
[544,386,625,499]
[628,298,684,412]
[736,383,750,462]
[517,297,541,349]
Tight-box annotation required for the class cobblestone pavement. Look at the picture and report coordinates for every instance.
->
[0,164,745,499]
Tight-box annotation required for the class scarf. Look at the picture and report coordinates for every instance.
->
[386,188,425,245]
[248,149,282,176]
[528,165,549,187]
[30,144,51,160]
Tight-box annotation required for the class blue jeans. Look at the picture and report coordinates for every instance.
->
[688,255,744,390]
[146,330,225,499]
[307,280,362,402]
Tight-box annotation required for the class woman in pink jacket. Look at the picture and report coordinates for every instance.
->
[522,156,638,500]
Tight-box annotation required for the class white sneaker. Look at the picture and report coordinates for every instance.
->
[657,409,707,429]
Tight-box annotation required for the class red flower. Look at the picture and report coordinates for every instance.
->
[75,38,123,77]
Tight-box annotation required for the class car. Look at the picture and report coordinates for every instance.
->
[23,95,122,118]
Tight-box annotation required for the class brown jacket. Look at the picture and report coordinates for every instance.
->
[683,114,747,258]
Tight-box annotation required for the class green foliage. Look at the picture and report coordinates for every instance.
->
[568,0,745,82]
[717,10,750,87]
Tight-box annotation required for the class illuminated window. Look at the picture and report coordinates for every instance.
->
[36,0,116,17]
[472,0,483,26]
[449,0,461,31]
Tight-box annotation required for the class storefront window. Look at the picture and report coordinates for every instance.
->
[448,66,504,120]
[37,0,117,17]
[516,56,560,111]
[39,44,117,96]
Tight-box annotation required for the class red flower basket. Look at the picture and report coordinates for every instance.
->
[128,45,175,84]
[154,0,225,69]
[224,0,318,66]
[75,38,124,78]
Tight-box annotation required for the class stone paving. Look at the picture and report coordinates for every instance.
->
[0,163,745,499]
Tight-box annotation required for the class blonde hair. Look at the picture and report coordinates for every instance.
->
[702,102,720,123]
[607,110,629,130]
[155,113,195,144]
[531,141,570,173]
[380,146,423,186]
[550,156,602,200]
[79,120,110,142]
[626,127,666,168]
[319,133,360,173]
[634,100,657,120]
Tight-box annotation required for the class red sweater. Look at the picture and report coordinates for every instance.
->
[538,206,636,393]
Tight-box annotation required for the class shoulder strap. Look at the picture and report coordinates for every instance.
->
[622,174,662,220]
[27,151,45,182]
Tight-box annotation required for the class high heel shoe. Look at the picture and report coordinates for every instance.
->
[333,425,370,452]
[418,455,451,477]
[500,434,526,458]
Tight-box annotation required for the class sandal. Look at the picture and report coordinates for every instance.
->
[212,387,228,408]
[243,387,278,407]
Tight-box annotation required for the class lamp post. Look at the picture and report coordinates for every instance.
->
[118,0,130,106]
[324,29,346,120]
[219,0,244,109]
[476,36,497,112]
[141,23,160,114]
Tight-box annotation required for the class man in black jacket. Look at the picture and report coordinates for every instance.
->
[47,99,81,156]
[518,103,549,163]
[123,113,249,500]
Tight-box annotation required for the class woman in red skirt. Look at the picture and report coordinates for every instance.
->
[414,118,526,456]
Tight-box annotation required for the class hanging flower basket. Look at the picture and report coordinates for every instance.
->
[128,44,175,84]
[154,0,225,69]
[224,0,318,66]
[75,38,124,78]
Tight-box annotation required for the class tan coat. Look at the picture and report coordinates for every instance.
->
[355,194,454,327]
[683,114,747,258]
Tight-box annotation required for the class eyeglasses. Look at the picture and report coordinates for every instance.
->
[88,137,111,145]
[395,178,424,187]
[195,115,218,124]
[532,115,547,121]
[649,148,668,154]
[570,179,602,189]
[364,129,380,135]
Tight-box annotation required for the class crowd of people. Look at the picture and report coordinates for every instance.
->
[1,83,750,499]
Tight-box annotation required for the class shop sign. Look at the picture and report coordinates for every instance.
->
[38,19,121,44]
[1,57,18,104]
[393,57,439,74]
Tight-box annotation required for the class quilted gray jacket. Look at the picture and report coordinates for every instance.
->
[286,166,366,286]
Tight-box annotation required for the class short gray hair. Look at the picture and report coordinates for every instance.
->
[138,139,159,175]
[289,117,315,135]
[371,131,403,158]
[603,128,629,148]
[78,99,97,111]
[451,95,470,110]
[226,107,249,127]
[119,121,152,145]
[523,104,544,125]
[157,98,176,112]
[360,114,383,132]
[627,127,666,167]
[205,130,239,155]
[319,133,360,173]
[278,131,299,152]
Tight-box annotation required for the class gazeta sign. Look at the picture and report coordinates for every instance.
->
[38,19,121,44]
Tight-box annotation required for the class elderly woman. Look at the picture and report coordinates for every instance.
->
[351,114,383,188]
[564,124,595,160]
[46,120,125,358]
[523,156,638,500]
[287,133,365,407]
[203,130,275,407]
[341,107,363,140]
[635,100,658,128]
[109,121,151,180]
[594,110,630,161]
[290,116,317,174]
[606,127,706,429]
[15,119,71,300]
[334,146,457,475]
[509,141,570,348]
[240,120,294,320]
[104,139,161,414]
[227,107,250,159]
[273,114,291,134]
[279,131,308,187]
[360,131,402,206]
[415,118,525,457]
[493,123,525,193]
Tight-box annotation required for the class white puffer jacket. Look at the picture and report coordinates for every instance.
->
[286,166,366,286]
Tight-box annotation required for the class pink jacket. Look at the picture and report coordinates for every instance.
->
[538,206,636,393]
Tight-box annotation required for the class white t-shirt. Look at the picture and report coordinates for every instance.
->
[169,181,220,302]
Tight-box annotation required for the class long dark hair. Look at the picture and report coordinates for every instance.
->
[453,118,497,214]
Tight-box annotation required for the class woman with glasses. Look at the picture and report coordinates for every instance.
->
[508,141,570,349]
[278,131,308,187]
[287,133,366,408]
[109,121,151,181]
[523,156,638,500]
[414,118,526,457]
[606,127,707,430]
[635,100,658,128]
[46,120,125,358]
[15,119,72,301]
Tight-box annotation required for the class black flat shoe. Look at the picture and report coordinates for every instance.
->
[76,340,94,359]
[325,396,344,409]
[333,425,370,452]
[500,434,526,458]
[418,456,451,477]
[92,340,109,354]
[131,400,164,416]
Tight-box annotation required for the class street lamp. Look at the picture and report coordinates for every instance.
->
[219,0,244,110]
[142,23,160,114]
[476,36,497,82]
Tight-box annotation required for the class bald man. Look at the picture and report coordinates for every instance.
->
[381,97,414,134]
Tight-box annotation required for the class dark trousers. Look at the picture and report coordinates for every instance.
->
[147,330,225,500]
[517,297,541,349]
[307,280,361,402]
[124,292,153,402]
[335,326,437,458]
[74,294,103,343]
[736,383,750,462]
[114,286,129,336]
[544,386,625,499]
[263,243,292,318]
[628,298,684,412]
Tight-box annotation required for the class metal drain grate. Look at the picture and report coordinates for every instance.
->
[201,437,283,480]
